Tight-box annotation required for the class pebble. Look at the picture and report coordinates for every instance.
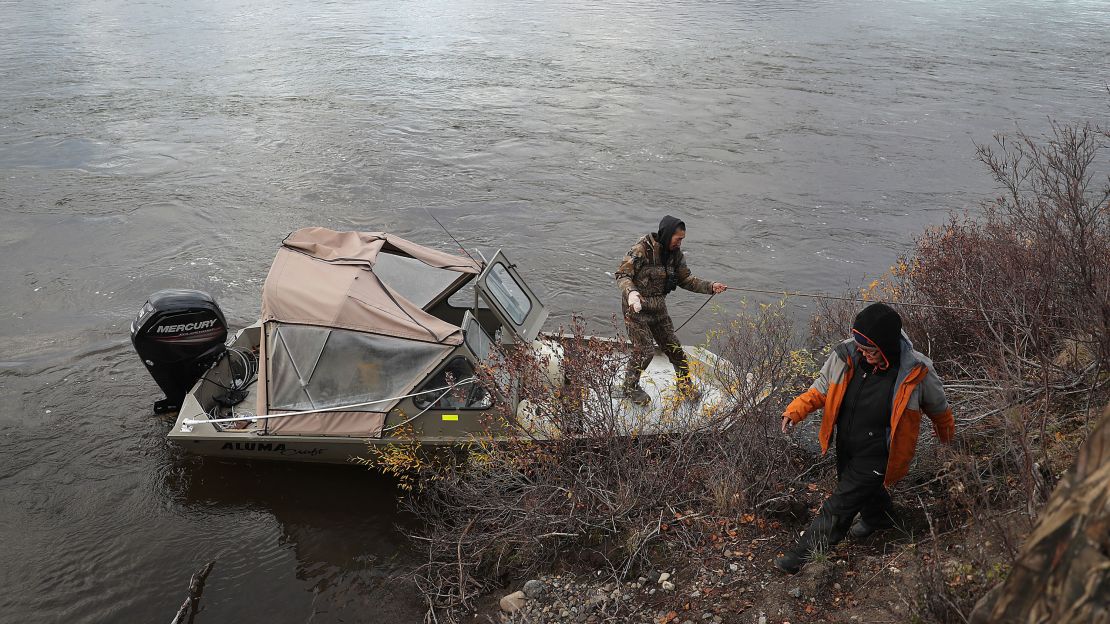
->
[499,591,527,613]
[523,579,548,598]
[729,563,740,572]
[662,581,675,591]
[658,572,672,583]
[788,587,802,599]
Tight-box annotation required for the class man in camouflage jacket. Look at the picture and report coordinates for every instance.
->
[615,215,728,405]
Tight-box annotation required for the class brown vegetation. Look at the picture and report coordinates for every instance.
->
[393,311,814,621]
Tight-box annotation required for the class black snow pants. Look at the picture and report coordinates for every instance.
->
[790,431,896,557]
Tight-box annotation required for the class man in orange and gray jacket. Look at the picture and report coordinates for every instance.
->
[775,302,955,574]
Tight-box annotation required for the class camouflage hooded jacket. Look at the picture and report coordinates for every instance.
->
[615,233,713,315]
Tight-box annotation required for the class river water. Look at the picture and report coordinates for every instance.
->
[1,0,1107,621]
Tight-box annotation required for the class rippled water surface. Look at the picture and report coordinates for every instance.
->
[2,0,1108,621]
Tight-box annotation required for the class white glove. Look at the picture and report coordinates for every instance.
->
[628,291,643,313]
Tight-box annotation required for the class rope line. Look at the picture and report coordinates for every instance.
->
[675,292,716,332]
[674,286,1074,330]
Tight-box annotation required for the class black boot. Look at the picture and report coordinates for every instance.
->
[849,514,896,539]
[849,517,877,539]
[776,509,850,574]
[774,549,807,574]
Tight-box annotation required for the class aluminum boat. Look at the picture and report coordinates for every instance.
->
[131,228,728,464]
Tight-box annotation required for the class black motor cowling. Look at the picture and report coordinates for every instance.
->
[131,289,228,413]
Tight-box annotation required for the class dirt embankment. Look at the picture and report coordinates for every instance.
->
[479,476,1023,624]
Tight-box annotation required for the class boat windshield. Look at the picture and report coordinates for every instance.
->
[474,250,548,343]
[464,314,494,361]
[485,263,531,324]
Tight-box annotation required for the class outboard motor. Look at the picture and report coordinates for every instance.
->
[131,289,228,413]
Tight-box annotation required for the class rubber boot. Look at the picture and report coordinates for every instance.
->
[849,512,897,539]
[675,376,702,403]
[773,549,807,575]
[775,510,850,574]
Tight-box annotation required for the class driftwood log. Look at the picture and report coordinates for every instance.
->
[170,561,215,624]
[970,403,1110,623]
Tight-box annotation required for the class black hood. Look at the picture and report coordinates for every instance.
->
[852,302,902,367]
[656,215,686,264]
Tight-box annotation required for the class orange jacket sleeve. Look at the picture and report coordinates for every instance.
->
[785,387,825,424]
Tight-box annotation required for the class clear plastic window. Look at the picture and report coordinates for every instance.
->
[413,357,491,410]
[447,282,491,309]
[464,316,493,361]
[373,252,460,307]
[486,263,531,324]
[269,324,449,412]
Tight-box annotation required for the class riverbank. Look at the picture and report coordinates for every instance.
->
[479,473,1026,624]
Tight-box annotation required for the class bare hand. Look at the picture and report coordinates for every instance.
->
[712,282,728,294]
[781,415,794,434]
[628,291,643,313]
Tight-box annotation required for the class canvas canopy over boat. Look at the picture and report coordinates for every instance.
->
[256,228,482,438]
[130,227,727,464]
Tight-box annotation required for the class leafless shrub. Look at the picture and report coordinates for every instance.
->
[809,288,861,350]
[397,308,810,622]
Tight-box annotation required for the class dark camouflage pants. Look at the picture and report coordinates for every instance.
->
[623,309,689,388]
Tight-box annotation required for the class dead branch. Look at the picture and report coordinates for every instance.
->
[170,561,215,624]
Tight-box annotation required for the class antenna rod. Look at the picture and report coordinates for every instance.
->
[425,207,482,267]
